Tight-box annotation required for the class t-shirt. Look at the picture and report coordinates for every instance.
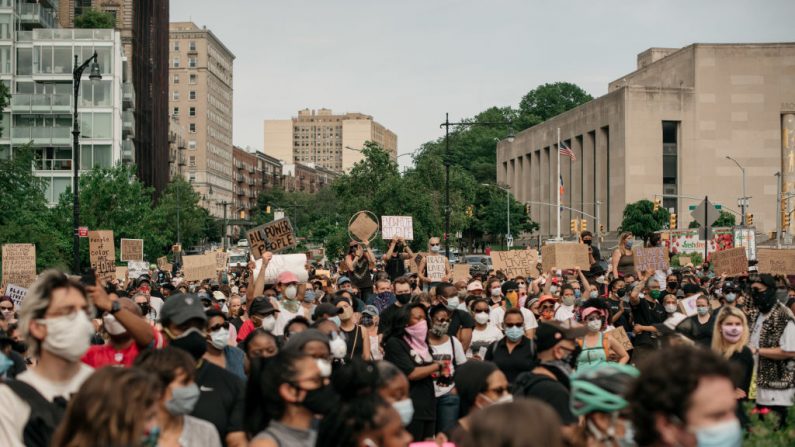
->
[383,337,436,421]
[606,297,633,334]
[631,298,667,347]
[514,371,577,425]
[82,326,165,368]
[467,325,503,358]
[236,319,256,343]
[0,364,94,447]
[274,302,303,336]
[385,255,407,281]
[750,313,795,406]
[180,415,223,447]
[484,336,537,383]
[554,304,576,322]
[192,361,245,444]
[490,307,538,333]
[349,256,373,289]
[447,308,475,339]
[430,337,467,397]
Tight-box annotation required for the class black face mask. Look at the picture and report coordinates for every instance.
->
[582,239,592,246]
[296,383,339,415]
[616,289,626,298]
[396,293,412,305]
[169,329,208,360]
[138,303,150,315]
[753,288,777,313]
[360,315,374,327]
[409,280,417,289]
[667,281,678,290]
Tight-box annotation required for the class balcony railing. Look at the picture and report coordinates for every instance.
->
[122,110,135,137]
[12,126,71,144]
[12,94,71,113]
[17,3,56,29]
[33,28,113,41]
[122,83,135,108]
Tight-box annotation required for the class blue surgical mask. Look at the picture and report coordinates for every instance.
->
[505,326,524,341]
[589,290,598,299]
[393,398,414,426]
[165,383,200,416]
[696,306,710,316]
[574,289,581,299]
[693,418,742,447]
[625,240,633,249]
[329,316,341,327]
[725,292,737,303]
[0,352,13,376]
[446,297,460,311]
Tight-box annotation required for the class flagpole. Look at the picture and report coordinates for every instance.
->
[556,127,561,240]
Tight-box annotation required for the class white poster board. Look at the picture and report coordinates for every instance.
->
[252,254,309,285]
[127,260,149,279]
[381,216,414,240]
[426,255,446,282]
[5,283,27,307]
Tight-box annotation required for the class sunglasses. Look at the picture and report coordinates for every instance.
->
[430,243,440,247]
[208,321,230,332]
[474,309,489,314]
[0,305,13,311]
[488,385,512,395]
[504,322,523,328]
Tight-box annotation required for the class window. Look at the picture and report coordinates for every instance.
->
[189,74,197,84]
[189,156,196,167]
[172,58,180,68]
[189,91,196,100]
[189,123,196,133]
[174,41,180,51]
[188,140,196,150]
[172,91,180,100]
[189,173,196,182]
[189,41,196,51]
[188,57,197,68]
[172,107,179,116]
[16,47,31,75]
[189,107,196,116]
[173,75,179,84]
[662,121,679,213]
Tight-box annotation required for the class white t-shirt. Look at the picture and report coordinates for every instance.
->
[0,364,94,446]
[467,325,504,359]
[490,307,538,333]
[555,304,576,322]
[273,302,303,336]
[430,337,467,397]
[750,311,795,406]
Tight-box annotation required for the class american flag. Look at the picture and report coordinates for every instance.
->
[559,141,576,160]
[559,175,565,196]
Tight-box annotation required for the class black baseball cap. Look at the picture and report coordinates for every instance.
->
[312,302,343,320]
[535,321,588,352]
[160,293,207,326]
[248,297,277,317]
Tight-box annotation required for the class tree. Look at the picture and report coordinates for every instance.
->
[152,178,222,253]
[688,210,736,229]
[516,82,593,129]
[619,200,670,243]
[74,8,116,29]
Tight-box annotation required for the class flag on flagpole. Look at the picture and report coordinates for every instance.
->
[559,175,565,196]
[559,141,576,160]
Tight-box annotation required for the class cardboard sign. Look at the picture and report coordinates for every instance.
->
[606,326,633,352]
[115,266,127,282]
[88,230,116,284]
[1,244,37,288]
[757,249,795,276]
[314,269,331,279]
[678,256,691,267]
[119,238,144,262]
[680,295,699,317]
[491,249,540,279]
[349,212,379,242]
[262,254,309,285]
[541,243,589,271]
[426,255,446,282]
[215,251,228,271]
[182,253,217,282]
[633,247,669,273]
[248,218,298,259]
[381,216,414,240]
[711,247,748,277]
[5,284,27,307]
[157,256,171,272]
[453,264,470,283]
[127,260,149,279]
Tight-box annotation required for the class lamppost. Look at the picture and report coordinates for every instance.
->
[220,200,231,251]
[725,155,748,225]
[71,52,102,274]
[482,183,512,247]
[441,113,513,257]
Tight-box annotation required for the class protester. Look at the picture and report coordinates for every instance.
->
[344,240,376,302]
[236,296,278,343]
[490,281,538,338]
[484,308,536,383]
[204,309,246,379]
[465,398,563,447]
[283,328,333,364]
[467,298,503,359]
[376,361,414,426]
[379,276,413,335]
[283,315,310,343]
[273,272,304,336]
[427,304,467,433]
[50,367,162,447]
[610,232,635,279]
[361,305,383,360]
[384,236,414,281]
[435,282,475,352]
[334,295,371,361]
[678,294,717,347]
[447,360,511,444]
[576,304,629,368]
[239,328,279,374]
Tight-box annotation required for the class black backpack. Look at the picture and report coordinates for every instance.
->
[4,380,67,447]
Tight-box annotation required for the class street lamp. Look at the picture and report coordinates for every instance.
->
[482,183,512,247]
[441,113,513,257]
[71,52,101,274]
[725,155,748,225]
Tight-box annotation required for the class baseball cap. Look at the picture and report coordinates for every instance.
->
[337,276,351,286]
[466,281,484,292]
[277,271,299,285]
[160,293,207,326]
[313,302,343,320]
[248,297,277,317]
[212,291,226,302]
[362,305,379,317]
[535,321,588,352]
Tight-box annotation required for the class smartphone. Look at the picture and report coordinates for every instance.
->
[80,268,96,287]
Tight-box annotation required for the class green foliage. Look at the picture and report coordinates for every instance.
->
[0,82,9,138]
[151,177,222,252]
[742,402,795,446]
[619,200,670,242]
[74,8,116,29]
[516,82,593,129]
[688,210,736,229]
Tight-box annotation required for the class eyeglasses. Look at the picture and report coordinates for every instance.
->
[434,319,450,324]
[504,322,523,328]
[540,304,556,310]
[516,282,526,286]
[474,309,489,314]
[209,321,230,332]
[430,243,440,247]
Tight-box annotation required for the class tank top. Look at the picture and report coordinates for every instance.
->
[577,332,608,369]
[341,325,364,359]
[617,252,635,277]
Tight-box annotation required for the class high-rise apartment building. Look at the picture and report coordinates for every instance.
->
[264,108,397,173]
[169,22,234,218]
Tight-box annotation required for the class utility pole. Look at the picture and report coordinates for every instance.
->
[776,171,782,248]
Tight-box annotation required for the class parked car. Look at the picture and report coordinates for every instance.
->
[463,255,492,276]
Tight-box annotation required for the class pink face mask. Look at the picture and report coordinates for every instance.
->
[721,324,743,343]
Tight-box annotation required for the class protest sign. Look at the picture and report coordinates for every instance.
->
[605,326,633,352]
[453,264,470,283]
[261,254,309,285]
[541,243,589,271]
[248,218,297,259]
[680,295,699,317]
[119,238,144,262]
[115,266,127,282]
[633,246,669,272]
[756,249,795,276]
[182,253,217,282]
[5,284,27,307]
[215,251,228,271]
[381,216,414,240]
[733,227,757,261]
[426,255,446,282]
[711,247,748,277]
[127,260,149,279]
[1,243,37,289]
[349,212,379,242]
[491,249,540,278]
[157,256,171,272]
[88,230,116,284]
[314,269,331,279]
[677,256,691,267]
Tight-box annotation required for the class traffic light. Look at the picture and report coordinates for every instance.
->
[746,213,753,226]
[653,197,662,212]
[784,212,791,229]
[580,219,587,232]
[669,213,677,229]
[599,224,605,235]
[570,219,579,233]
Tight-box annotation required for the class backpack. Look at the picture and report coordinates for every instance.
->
[576,332,611,359]
[4,380,67,447]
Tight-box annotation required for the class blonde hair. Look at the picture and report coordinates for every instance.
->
[711,306,749,359]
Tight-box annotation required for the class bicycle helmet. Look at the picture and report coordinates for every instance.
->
[570,363,639,416]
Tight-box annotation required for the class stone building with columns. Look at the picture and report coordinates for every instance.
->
[497,43,795,240]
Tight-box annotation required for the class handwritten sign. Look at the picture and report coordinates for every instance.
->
[1,244,37,289]
[260,254,309,285]
[88,230,116,284]
[606,326,633,352]
[157,256,171,272]
[633,247,669,272]
[541,243,589,271]
[711,247,748,277]
[381,216,414,240]
[680,295,699,317]
[491,249,539,278]
[453,264,470,283]
[349,212,379,242]
[115,266,127,282]
[248,218,297,259]
[5,284,27,307]
[426,255,446,282]
[215,251,228,271]
[182,253,217,282]
[119,238,144,261]
[127,260,149,279]
[757,249,795,276]
[678,256,691,267]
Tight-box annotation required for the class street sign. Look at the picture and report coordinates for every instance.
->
[78,227,88,238]
[690,198,721,242]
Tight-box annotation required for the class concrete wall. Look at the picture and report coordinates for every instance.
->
[263,119,294,163]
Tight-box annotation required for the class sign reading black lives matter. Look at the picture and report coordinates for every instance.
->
[247,218,298,259]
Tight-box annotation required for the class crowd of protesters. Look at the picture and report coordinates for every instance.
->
[0,232,793,446]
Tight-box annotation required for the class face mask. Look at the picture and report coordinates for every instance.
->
[550,286,558,294]
[303,291,317,303]
[340,306,354,321]
[664,304,678,314]
[753,288,776,313]
[396,293,412,305]
[329,316,341,328]
[316,358,333,378]
[616,289,626,298]
[667,281,678,290]
[583,239,592,246]
[329,333,347,359]
[490,287,502,297]
[284,285,298,301]
[457,290,467,299]
[393,398,414,426]
[650,290,662,300]
[482,393,514,407]
[138,303,150,316]
[430,245,441,253]
[430,322,450,337]
[360,315,374,327]
[169,327,208,360]
[693,418,742,447]
[638,293,646,300]
[587,319,602,332]
[1,309,13,320]
[102,314,127,336]
[38,312,95,362]
[505,326,524,342]
[721,325,743,343]
[209,328,229,350]
[474,312,490,325]
[625,240,633,249]
[696,306,709,316]
[562,296,575,306]
[725,292,737,303]
[165,383,200,416]
[589,290,598,299]
[446,297,460,311]
[260,314,276,332]
[0,352,13,376]
[299,383,340,415]
[574,289,581,299]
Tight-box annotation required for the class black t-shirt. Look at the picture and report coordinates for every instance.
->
[341,324,365,359]
[514,371,577,425]
[606,297,633,334]
[230,316,244,331]
[349,256,373,289]
[484,336,537,383]
[681,313,717,347]
[447,309,475,338]
[383,337,436,421]
[192,361,246,444]
[385,255,407,281]
[729,346,754,395]
[631,298,667,347]
[378,303,405,334]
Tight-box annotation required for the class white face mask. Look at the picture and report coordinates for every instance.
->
[430,245,441,253]
[481,392,513,408]
[474,312,490,325]
[102,314,127,336]
[329,333,347,359]
[587,319,602,332]
[664,304,678,314]
[209,328,229,350]
[260,314,276,332]
[284,285,298,300]
[490,288,502,297]
[38,312,95,362]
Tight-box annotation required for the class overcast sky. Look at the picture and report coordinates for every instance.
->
[170,0,794,169]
